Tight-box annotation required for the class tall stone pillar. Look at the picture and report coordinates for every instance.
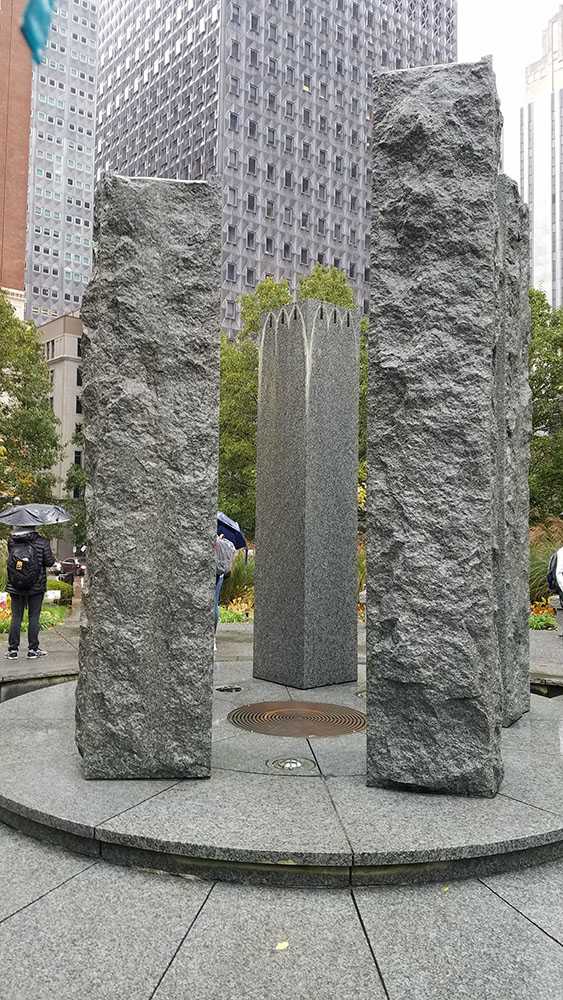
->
[366,62,505,796]
[75,176,220,779]
[497,176,532,726]
[253,302,359,689]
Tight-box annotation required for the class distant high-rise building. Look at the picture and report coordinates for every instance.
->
[39,312,84,496]
[521,5,563,306]
[97,0,457,335]
[0,0,33,319]
[25,0,98,324]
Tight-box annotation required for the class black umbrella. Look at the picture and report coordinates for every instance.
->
[0,503,71,527]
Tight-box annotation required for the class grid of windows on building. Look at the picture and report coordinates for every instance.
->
[96,0,456,335]
[25,0,97,323]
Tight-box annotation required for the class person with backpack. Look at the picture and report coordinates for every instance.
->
[547,542,563,612]
[5,527,56,659]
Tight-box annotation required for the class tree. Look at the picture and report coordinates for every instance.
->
[240,276,292,340]
[218,335,259,536]
[297,263,356,309]
[528,290,563,522]
[0,291,59,501]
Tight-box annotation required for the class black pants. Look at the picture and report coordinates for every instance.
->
[8,593,44,652]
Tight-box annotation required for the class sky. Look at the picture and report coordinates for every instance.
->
[458,0,563,182]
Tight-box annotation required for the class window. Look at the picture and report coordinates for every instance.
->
[269,21,277,40]
[247,155,257,175]
[265,236,274,255]
[319,148,327,166]
[301,211,309,229]
[228,148,238,168]
[227,224,237,243]
[335,122,344,140]
[268,57,277,76]
[250,12,259,30]
[76,369,83,387]
[284,170,293,188]
[267,163,275,182]
[265,199,275,219]
[335,155,343,174]
[226,299,236,320]
[285,66,295,85]
[349,262,357,279]
[303,108,311,127]
[286,31,294,50]
[320,81,327,100]
[335,189,343,208]
[283,241,292,260]
[246,267,256,286]
[300,247,309,265]
[231,2,240,22]
[229,112,239,131]
[318,183,327,201]
[320,49,328,67]
[267,127,276,145]
[249,48,258,67]
[350,194,358,212]
[317,217,326,235]
[304,40,312,60]
[231,39,240,59]
[267,92,277,111]
[304,7,312,26]
[227,186,237,206]
[247,192,256,211]
[285,100,294,118]
[226,262,236,281]
[248,119,257,139]
[302,141,310,160]
[334,222,342,240]
[229,75,239,95]
[319,115,327,133]
[284,206,293,224]
[246,230,256,249]
[76,396,83,414]
[248,82,258,103]
[284,135,294,153]
[301,177,310,194]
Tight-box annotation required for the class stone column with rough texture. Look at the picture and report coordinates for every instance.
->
[497,175,532,727]
[253,302,359,689]
[75,176,220,779]
[367,62,505,796]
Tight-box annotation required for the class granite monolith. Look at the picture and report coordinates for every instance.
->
[75,175,220,779]
[497,175,532,726]
[253,302,359,689]
[366,62,504,796]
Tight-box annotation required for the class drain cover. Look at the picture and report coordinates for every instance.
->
[227,701,366,737]
[267,757,317,772]
[216,685,242,693]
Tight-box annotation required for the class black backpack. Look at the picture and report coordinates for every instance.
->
[547,551,559,593]
[7,541,41,592]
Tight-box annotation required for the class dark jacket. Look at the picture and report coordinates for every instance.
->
[7,531,56,596]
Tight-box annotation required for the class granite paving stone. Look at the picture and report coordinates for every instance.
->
[0,824,96,922]
[212,732,319,776]
[0,861,211,1000]
[501,717,563,756]
[501,751,563,814]
[0,681,76,721]
[355,879,563,1000]
[97,770,352,866]
[287,681,364,708]
[527,694,563,720]
[482,860,563,945]
[328,776,563,864]
[153,883,385,1000]
[0,751,178,838]
[308,734,366,777]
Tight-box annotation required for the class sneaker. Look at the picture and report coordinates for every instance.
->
[4,650,18,659]
[27,649,48,659]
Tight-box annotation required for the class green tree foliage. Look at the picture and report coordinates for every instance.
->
[219,334,259,536]
[297,263,356,309]
[528,290,563,522]
[219,269,367,536]
[63,428,87,547]
[240,276,292,340]
[0,291,59,501]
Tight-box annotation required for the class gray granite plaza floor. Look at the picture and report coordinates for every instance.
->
[1,821,563,999]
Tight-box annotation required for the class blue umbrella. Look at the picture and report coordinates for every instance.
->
[217,512,247,556]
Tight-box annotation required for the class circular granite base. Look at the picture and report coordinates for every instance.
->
[2,680,563,887]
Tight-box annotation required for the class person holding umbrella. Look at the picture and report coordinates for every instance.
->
[1,503,69,659]
[214,513,248,652]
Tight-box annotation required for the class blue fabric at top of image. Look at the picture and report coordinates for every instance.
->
[21,0,56,65]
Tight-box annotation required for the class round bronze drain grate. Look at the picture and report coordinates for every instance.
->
[227,701,366,738]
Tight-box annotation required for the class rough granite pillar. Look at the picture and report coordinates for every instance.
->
[75,175,220,779]
[367,62,504,796]
[497,175,532,726]
[253,302,359,689]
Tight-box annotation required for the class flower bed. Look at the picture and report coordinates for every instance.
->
[0,599,67,634]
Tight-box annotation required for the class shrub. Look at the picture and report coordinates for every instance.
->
[0,603,66,633]
[529,612,558,631]
[529,517,563,603]
[47,578,74,604]
[219,606,248,624]
[220,550,255,606]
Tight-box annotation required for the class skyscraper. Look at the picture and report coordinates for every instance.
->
[0,0,32,319]
[521,6,563,306]
[96,0,457,334]
[25,0,98,324]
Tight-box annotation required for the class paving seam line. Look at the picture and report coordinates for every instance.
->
[0,859,100,927]
[306,735,355,879]
[92,779,183,835]
[350,889,391,1000]
[498,791,563,820]
[477,878,563,949]
[148,883,216,1000]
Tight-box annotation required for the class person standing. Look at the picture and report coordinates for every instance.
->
[5,527,55,659]
[213,534,237,652]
